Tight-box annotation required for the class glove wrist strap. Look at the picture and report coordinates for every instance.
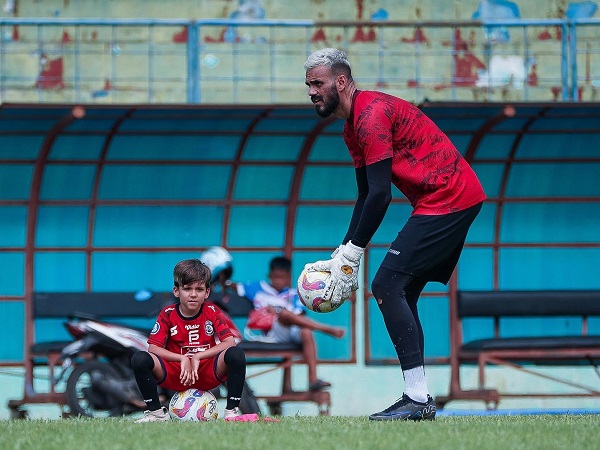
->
[346,241,365,259]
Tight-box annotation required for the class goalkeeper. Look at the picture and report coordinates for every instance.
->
[303,48,486,421]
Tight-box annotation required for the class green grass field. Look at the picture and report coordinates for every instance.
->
[1,415,599,450]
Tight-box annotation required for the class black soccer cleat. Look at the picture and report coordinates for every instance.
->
[369,394,436,421]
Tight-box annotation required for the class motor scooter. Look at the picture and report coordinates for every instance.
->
[56,312,165,417]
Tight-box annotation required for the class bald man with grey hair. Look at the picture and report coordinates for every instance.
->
[302,48,486,421]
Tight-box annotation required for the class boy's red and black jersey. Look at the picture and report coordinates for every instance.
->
[148,301,234,356]
[343,90,486,215]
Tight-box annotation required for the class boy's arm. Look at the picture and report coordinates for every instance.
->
[186,337,236,386]
[191,336,236,362]
[148,343,198,387]
[147,343,187,364]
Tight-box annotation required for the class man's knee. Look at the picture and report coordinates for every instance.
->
[371,270,394,304]
[371,274,384,303]
[371,267,412,306]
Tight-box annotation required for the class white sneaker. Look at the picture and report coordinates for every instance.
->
[223,407,241,419]
[135,406,170,423]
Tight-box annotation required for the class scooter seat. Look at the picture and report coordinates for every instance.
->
[31,340,73,354]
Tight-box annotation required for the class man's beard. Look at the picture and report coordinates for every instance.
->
[313,87,340,118]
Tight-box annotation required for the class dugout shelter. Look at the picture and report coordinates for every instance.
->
[0,101,599,410]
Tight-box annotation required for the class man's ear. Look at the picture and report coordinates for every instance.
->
[172,285,180,298]
[336,74,348,92]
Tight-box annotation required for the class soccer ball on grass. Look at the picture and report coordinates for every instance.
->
[168,388,218,421]
[297,268,347,313]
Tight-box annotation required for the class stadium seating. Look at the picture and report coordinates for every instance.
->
[1,0,597,103]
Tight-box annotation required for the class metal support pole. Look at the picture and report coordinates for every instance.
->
[560,21,569,101]
[569,21,579,102]
[186,22,200,103]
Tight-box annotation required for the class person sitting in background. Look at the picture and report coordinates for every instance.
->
[199,246,243,343]
[238,256,345,392]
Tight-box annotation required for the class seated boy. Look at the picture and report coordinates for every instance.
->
[237,256,345,392]
[131,258,246,422]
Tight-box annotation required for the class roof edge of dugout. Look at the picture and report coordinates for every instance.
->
[3,101,600,110]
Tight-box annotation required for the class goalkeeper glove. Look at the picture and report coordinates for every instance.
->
[330,244,345,259]
[306,241,364,305]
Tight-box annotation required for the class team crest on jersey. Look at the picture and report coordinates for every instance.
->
[151,322,160,334]
[204,320,214,336]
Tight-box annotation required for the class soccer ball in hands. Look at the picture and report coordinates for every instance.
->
[168,388,218,421]
[297,268,347,313]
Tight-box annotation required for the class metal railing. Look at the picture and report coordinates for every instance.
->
[0,18,599,104]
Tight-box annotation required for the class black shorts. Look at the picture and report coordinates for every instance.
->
[380,202,483,284]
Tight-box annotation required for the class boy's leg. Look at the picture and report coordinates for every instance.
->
[131,351,170,422]
[297,327,331,391]
[277,309,345,338]
[268,321,331,392]
[299,328,319,385]
[217,346,246,413]
[131,351,162,411]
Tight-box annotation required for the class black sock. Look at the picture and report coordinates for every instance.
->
[131,351,162,411]
[223,346,246,410]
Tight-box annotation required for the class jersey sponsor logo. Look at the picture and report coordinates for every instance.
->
[188,328,200,344]
[205,320,214,336]
[170,325,178,336]
[182,344,210,355]
[151,322,160,334]
[184,324,200,330]
[388,248,401,255]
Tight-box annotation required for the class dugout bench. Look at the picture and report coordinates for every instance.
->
[8,291,330,418]
[436,290,600,409]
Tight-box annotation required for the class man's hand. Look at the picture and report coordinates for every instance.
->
[305,242,364,305]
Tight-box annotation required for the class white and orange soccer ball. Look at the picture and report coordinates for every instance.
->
[297,268,347,313]
[168,388,218,421]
